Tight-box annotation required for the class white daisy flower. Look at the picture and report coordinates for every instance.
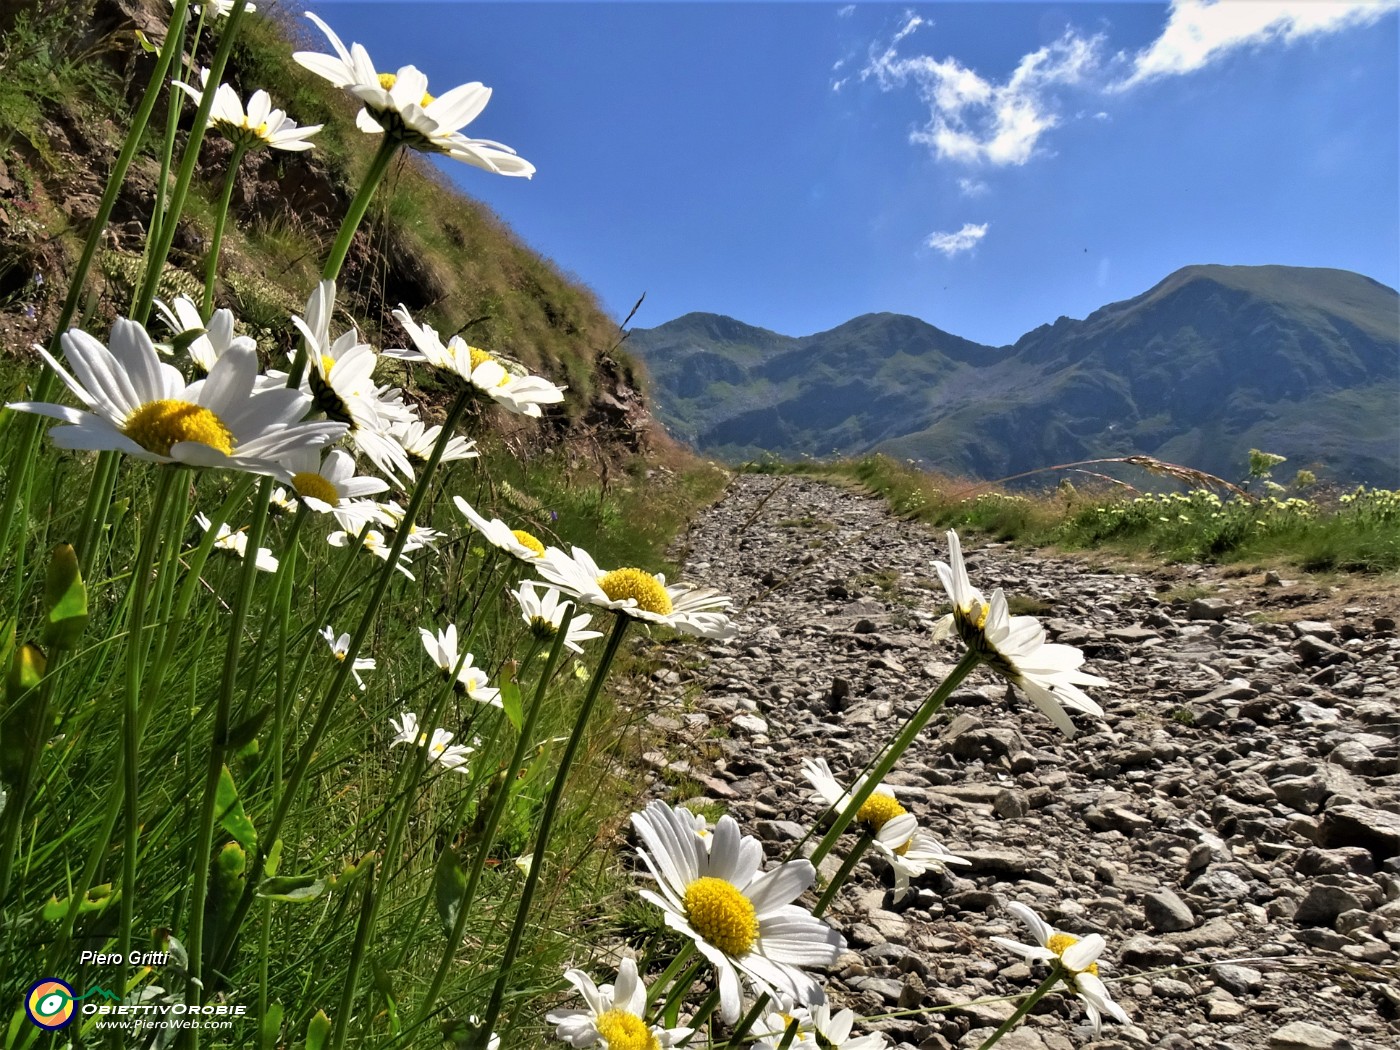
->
[536,546,735,639]
[631,799,845,1025]
[490,370,568,418]
[371,499,443,551]
[170,1,256,20]
[801,756,909,837]
[153,294,257,373]
[282,447,389,513]
[546,956,694,1049]
[870,824,970,902]
[390,415,478,469]
[417,624,501,707]
[173,68,321,152]
[389,306,565,417]
[269,487,299,513]
[513,582,603,653]
[293,13,535,177]
[750,1001,887,1050]
[195,512,278,573]
[292,280,413,481]
[675,804,716,852]
[991,902,1130,1036]
[319,625,375,689]
[326,527,414,580]
[388,711,473,774]
[932,530,1108,737]
[7,319,344,478]
[452,495,547,562]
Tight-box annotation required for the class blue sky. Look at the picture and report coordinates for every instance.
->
[302,1,1400,346]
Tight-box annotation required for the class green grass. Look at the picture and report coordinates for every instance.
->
[757,453,1400,574]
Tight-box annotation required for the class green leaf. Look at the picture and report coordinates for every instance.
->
[498,680,523,733]
[266,838,284,878]
[259,1002,284,1050]
[372,961,401,1035]
[1,643,49,784]
[170,327,208,356]
[304,1010,331,1050]
[215,765,258,852]
[41,884,114,922]
[432,848,467,936]
[134,29,159,53]
[327,852,376,891]
[257,875,326,903]
[42,544,88,648]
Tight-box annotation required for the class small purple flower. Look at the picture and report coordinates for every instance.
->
[32,272,44,288]
[24,305,36,319]
[550,510,558,522]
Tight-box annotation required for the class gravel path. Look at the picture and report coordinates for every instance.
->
[638,474,1400,1050]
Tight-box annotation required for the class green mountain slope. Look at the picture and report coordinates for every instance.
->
[628,265,1400,485]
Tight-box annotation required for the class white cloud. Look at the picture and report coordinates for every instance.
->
[957,176,989,197]
[926,222,988,256]
[837,4,856,17]
[1115,0,1399,90]
[863,20,1103,166]
[858,0,1396,168]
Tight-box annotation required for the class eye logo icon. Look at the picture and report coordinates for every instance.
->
[25,979,76,1030]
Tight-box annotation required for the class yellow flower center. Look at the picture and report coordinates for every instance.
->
[893,837,913,857]
[292,471,340,505]
[468,346,494,372]
[682,877,758,956]
[320,354,337,377]
[123,399,234,457]
[1046,932,1098,976]
[593,1010,658,1050]
[528,615,558,640]
[511,529,545,557]
[855,792,906,831]
[377,72,434,107]
[598,568,673,616]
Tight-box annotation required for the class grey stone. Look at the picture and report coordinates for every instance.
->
[1144,888,1196,932]
[1319,805,1400,860]
[1268,1021,1353,1050]
[1294,884,1364,927]
[1211,963,1263,995]
[1188,597,1231,620]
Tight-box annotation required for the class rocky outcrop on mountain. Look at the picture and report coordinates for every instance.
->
[636,475,1400,1049]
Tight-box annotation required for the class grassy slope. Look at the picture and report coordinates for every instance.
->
[0,0,649,441]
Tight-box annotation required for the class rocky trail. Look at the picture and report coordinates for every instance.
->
[635,474,1400,1050]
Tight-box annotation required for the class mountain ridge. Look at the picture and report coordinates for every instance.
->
[628,264,1400,486]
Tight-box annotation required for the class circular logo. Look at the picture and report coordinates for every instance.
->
[25,979,76,1030]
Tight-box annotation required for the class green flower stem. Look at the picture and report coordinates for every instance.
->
[339,569,519,1045]
[808,649,982,869]
[975,966,1063,1050]
[119,468,181,997]
[644,942,697,1010]
[0,0,192,567]
[774,1020,801,1050]
[330,859,379,1050]
[210,390,473,979]
[658,958,704,1030]
[201,140,250,316]
[474,613,631,1046]
[131,0,249,326]
[407,605,578,1031]
[141,475,256,734]
[0,647,66,908]
[721,991,770,1048]
[74,450,121,581]
[812,829,875,917]
[185,474,273,1007]
[142,0,201,302]
[321,135,399,283]
[282,134,399,389]
[679,987,721,1045]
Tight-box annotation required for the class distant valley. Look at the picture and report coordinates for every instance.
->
[626,265,1400,488]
